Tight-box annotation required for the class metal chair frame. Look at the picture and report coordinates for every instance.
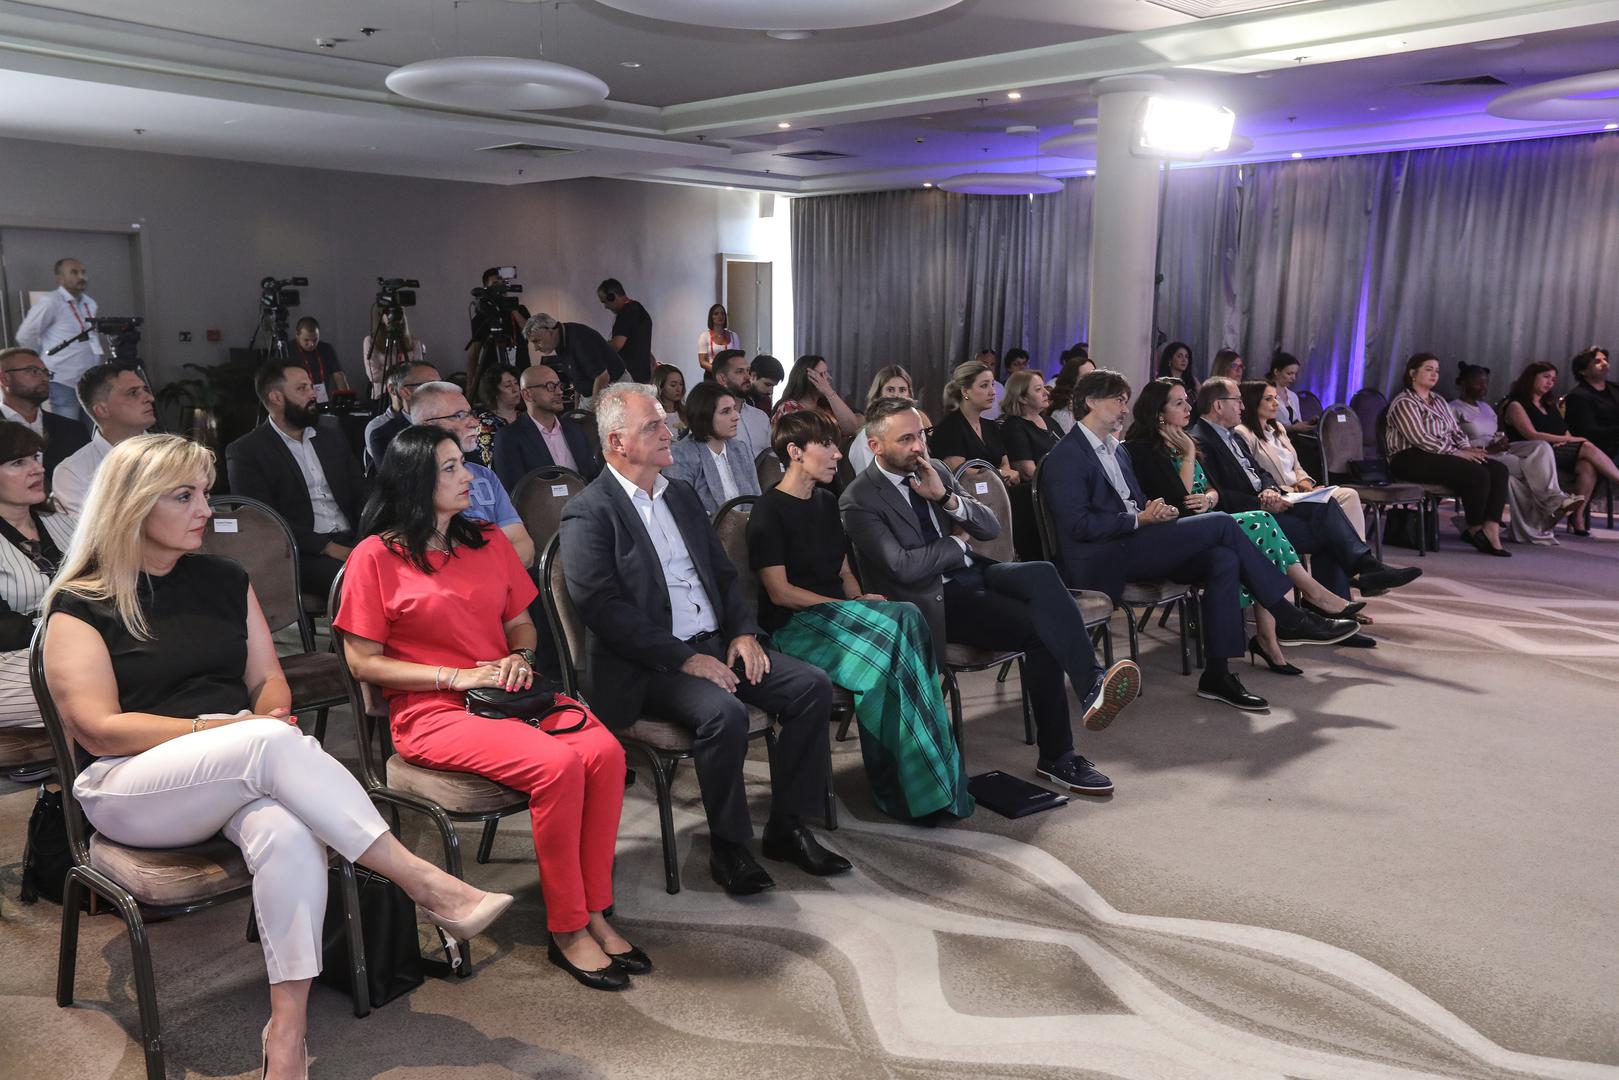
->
[29,627,370,1080]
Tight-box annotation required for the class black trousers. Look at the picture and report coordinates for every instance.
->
[299,531,354,599]
[942,560,1097,762]
[1272,500,1372,599]
[641,637,831,843]
[1391,449,1508,528]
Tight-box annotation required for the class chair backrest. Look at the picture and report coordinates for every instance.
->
[562,409,601,462]
[835,434,857,491]
[1318,405,1364,477]
[326,568,394,788]
[203,496,313,649]
[754,447,784,491]
[1375,405,1393,461]
[952,459,1015,562]
[510,466,587,551]
[1297,388,1324,422]
[1030,455,1058,563]
[1349,388,1386,455]
[540,535,589,699]
[711,496,761,616]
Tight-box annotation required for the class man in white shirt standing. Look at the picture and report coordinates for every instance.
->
[51,363,154,514]
[15,257,101,423]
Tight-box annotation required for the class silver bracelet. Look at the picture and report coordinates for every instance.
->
[433,666,444,691]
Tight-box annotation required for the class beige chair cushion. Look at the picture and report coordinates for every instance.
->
[281,651,347,709]
[1121,581,1188,606]
[0,727,51,768]
[945,643,1022,670]
[1354,483,1425,504]
[620,707,771,752]
[88,833,250,907]
[1071,590,1114,627]
[385,756,527,814]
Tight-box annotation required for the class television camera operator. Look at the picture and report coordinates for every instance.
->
[361,277,426,403]
[464,266,530,385]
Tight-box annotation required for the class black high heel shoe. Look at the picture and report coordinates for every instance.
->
[1247,636,1303,676]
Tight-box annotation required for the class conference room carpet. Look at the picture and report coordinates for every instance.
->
[2,530,1616,1079]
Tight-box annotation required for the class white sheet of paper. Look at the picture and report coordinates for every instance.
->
[1282,487,1334,505]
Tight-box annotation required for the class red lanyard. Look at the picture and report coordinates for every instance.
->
[66,297,87,329]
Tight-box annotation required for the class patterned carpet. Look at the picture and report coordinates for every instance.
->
[2,530,1616,1079]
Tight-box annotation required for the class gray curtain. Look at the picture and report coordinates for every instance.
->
[794,132,1619,410]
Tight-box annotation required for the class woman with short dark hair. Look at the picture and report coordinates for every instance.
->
[667,382,762,514]
[337,426,642,992]
[1046,353,1096,435]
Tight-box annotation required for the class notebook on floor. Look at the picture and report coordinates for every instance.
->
[968,771,1069,819]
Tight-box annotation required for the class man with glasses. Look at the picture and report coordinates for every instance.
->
[364,360,439,468]
[409,381,533,567]
[226,359,367,595]
[0,347,89,491]
[492,363,600,491]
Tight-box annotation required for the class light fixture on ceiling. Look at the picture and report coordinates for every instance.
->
[386,56,608,111]
[1473,37,1522,52]
[765,29,816,40]
[777,121,792,129]
[1007,91,1022,100]
[1085,169,1095,176]
[1133,97,1236,161]
[619,60,642,68]
[1290,152,1303,159]
[937,173,1062,195]
[1487,69,1619,121]
[592,0,965,30]
[1607,123,1619,131]
[922,181,934,187]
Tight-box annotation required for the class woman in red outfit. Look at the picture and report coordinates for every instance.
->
[335,425,646,992]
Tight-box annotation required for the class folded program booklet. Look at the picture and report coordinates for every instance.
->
[968,771,1070,819]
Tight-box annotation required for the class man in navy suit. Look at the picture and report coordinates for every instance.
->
[491,363,600,491]
[1192,377,1419,602]
[1040,370,1357,712]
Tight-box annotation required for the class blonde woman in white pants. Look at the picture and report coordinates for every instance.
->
[43,434,513,1080]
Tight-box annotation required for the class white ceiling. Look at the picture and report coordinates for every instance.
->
[2,0,1618,194]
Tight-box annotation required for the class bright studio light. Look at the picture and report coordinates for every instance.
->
[1133,97,1236,161]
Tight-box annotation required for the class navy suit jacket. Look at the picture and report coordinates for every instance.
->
[1191,417,1272,513]
[491,413,599,491]
[1039,427,1150,601]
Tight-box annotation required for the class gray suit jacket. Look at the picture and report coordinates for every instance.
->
[665,436,762,516]
[838,458,999,665]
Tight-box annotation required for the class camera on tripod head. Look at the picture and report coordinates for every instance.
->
[470,267,522,337]
[92,316,143,365]
[377,277,419,310]
[259,276,308,315]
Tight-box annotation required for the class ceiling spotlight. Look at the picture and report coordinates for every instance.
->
[765,29,816,39]
[1007,91,1022,100]
[922,181,934,187]
[1607,123,1619,130]
[1134,97,1236,161]
[619,61,642,68]
[1290,152,1303,159]
[777,121,792,129]
[1085,169,1095,176]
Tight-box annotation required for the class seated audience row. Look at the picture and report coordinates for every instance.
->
[1449,364,1583,543]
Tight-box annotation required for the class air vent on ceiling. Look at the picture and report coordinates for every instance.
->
[1399,74,1509,98]
[478,142,579,159]
[1141,0,1312,16]
[775,149,852,161]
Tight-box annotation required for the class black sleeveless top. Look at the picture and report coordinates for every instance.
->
[53,555,252,760]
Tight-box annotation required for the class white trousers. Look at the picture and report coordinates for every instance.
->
[74,719,389,983]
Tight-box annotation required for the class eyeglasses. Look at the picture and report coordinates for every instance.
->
[1217,396,1242,402]
[525,381,562,392]
[424,410,475,424]
[2,366,48,378]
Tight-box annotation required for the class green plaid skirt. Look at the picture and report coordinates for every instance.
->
[773,600,973,820]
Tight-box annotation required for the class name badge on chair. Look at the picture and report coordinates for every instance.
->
[214,519,238,533]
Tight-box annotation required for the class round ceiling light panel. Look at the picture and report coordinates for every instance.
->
[937,172,1063,195]
[386,56,609,111]
[591,0,965,30]
[1487,68,1619,121]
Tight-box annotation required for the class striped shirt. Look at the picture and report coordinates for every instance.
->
[1385,389,1470,457]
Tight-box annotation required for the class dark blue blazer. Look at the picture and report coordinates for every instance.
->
[491,413,599,491]
[1039,427,1149,601]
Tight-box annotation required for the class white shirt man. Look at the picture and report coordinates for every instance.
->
[711,350,770,461]
[52,365,156,513]
[15,258,101,420]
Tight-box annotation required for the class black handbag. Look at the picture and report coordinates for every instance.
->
[465,681,590,735]
[1348,459,1393,486]
[1381,506,1438,552]
[318,865,453,1008]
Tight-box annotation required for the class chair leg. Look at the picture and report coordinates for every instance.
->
[996,660,1012,684]
[57,870,85,1007]
[112,891,167,1080]
[944,670,964,749]
[1177,597,1192,676]
[835,708,855,742]
[1418,498,1429,556]
[1370,505,1386,563]
[1124,609,1141,666]
[335,859,371,1019]
[642,749,682,895]
[312,708,329,745]
[1156,605,1173,629]
[1100,623,1114,668]
[1018,657,1035,746]
[475,819,498,865]
[822,733,838,832]
[1135,605,1154,632]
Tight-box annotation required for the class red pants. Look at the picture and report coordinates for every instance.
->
[394,702,625,933]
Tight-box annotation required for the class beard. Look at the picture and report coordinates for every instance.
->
[284,398,322,429]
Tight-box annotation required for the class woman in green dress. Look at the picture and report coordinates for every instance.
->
[1125,378,1362,675]
[746,410,972,822]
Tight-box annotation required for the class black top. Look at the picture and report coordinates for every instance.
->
[1001,416,1059,465]
[292,341,343,388]
[1508,398,1569,439]
[929,409,1006,466]
[1125,438,1198,514]
[610,301,654,383]
[1565,381,1619,451]
[544,322,626,394]
[746,486,846,632]
[52,554,252,762]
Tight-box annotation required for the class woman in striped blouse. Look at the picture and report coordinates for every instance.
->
[1385,352,1510,556]
[0,420,76,730]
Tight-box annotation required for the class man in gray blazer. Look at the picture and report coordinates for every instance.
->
[666,381,762,515]
[840,397,1140,796]
[560,383,847,895]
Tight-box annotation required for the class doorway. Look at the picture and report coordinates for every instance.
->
[721,255,773,358]
[0,226,143,357]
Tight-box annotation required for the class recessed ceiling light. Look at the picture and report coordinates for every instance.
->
[1085,168,1095,176]
[1368,105,1383,112]
[1474,37,1522,51]
[1607,123,1619,130]
[922,181,934,187]
[1290,152,1303,158]
[765,29,815,40]
[1255,72,1273,79]
[619,61,641,68]
[777,121,792,129]
[1006,124,1037,134]
[1007,91,1022,100]
[725,185,735,190]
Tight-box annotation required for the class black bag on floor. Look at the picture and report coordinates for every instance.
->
[317,865,452,1008]
[1381,506,1438,552]
[19,785,85,907]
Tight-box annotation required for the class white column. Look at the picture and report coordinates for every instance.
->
[1087,74,1168,390]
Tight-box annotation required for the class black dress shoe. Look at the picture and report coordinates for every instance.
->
[1269,603,1359,647]
[709,844,776,896]
[608,944,654,975]
[1196,671,1269,712]
[1299,598,1367,621]
[1354,564,1422,594]
[1338,633,1378,648]
[761,824,852,877]
[548,937,631,991]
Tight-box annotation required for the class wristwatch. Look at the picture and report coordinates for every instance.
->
[512,648,539,668]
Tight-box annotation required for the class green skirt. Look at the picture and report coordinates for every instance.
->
[1229,510,1300,607]
[773,600,973,821]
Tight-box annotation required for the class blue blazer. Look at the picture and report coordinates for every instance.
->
[491,413,599,491]
[665,436,761,516]
[1039,427,1149,601]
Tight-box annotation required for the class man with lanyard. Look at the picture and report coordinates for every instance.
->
[291,317,348,404]
[15,257,101,423]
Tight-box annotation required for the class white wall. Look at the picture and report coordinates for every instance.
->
[0,136,790,391]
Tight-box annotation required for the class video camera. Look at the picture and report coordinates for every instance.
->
[377,277,418,310]
[94,316,143,366]
[259,276,308,314]
[470,267,522,339]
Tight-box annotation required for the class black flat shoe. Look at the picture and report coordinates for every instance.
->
[709,843,776,896]
[1247,636,1303,676]
[1196,671,1270,712]
[1299,598,1367,621]
[608,944,653,975]
[1354,565,1422,593]
[548,937,630,991]
[760,824,852,877]
[1338,633,1378,648]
